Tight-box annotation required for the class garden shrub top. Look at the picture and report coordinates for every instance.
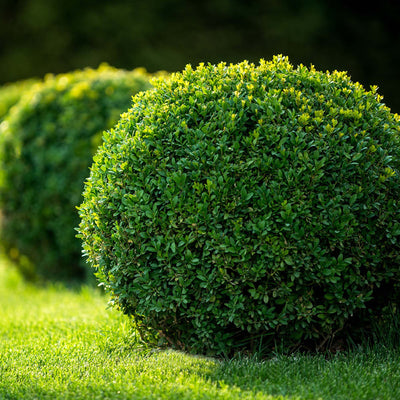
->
[79,55,400,355]
[0,78,38,120]
[0,64,156,281]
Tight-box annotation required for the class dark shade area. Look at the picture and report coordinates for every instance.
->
[1,0,399,112]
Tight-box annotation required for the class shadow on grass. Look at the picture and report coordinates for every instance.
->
[2,345,399,400]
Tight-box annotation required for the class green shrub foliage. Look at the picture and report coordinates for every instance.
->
[0,78,38,120]
[79,56,400,355]
[0,65,155,280]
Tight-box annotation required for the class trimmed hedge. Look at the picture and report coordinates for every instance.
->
[0,64,156,281]
[79,56,400,355]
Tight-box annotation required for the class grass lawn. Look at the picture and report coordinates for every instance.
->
[0,261,399,400]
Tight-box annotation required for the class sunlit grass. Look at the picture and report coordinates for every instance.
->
[0,261,399,400]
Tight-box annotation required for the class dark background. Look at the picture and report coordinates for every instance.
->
[1,0,399,112]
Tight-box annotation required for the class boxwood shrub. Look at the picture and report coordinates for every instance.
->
[78,55,400,355]
[0,64,156,281]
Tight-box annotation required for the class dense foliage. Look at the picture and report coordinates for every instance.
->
[0,65,155,280]
[0,79,38,120]
[79,56,400,355]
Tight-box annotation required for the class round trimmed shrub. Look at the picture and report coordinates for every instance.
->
[0,64,157,281]
[79,56,400,355]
